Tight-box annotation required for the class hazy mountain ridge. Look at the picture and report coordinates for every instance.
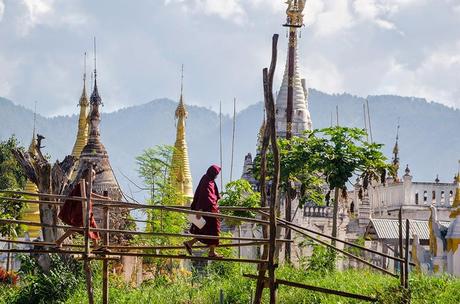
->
[1,90,459,201]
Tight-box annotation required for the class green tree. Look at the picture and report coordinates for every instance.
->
[0,136,27,238]
[0,136,26,190]
[136,145,175,203]
[254,127,389,244]
[219,179,261,226]
[302,127,388,242]
[135,145,186,269]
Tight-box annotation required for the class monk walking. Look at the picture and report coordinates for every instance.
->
[184,165,222,257]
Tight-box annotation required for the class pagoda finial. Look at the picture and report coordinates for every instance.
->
[78,52,89,107]
[180,63,184,99]
[175,64,187,119]
[90,37,102,106]
[28,101,38,154]
[284,0,306,28]
[450,160,460,218]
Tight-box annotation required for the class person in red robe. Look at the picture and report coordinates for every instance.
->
[56,168,101,247]
[184,165,222,257]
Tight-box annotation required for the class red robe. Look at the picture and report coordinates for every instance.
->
[190,165,221,245]
[58,182,100,240]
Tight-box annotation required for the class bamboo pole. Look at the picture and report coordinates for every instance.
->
[243,274,377,302]
[264,33,280,304]
[404,219,410,292]
[230,97,236,182]
[0,238,267,251]
[102,199,109,304]
[0,218,294,243]
[0,192,270,211]
[282,221,397,277]
[83,167,94,304]
[0,248,265,264]
[399,207,404,286]
[269,214,414,265]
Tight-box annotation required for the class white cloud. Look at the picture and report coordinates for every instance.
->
[377,42,460,106]
[352,0,400,32]
[303,55,346,94]
[17,0,87,36]
[312,0,354,37]
[0,1,4,22]
[165,0,247,24]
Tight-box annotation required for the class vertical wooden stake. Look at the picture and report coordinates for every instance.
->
[404,219,410,292]
[398,207,404,287]
[102,192,109,304]
[84,166,94,304]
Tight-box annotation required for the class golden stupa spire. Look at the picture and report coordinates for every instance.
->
[71,52,90,159]
[170,64,193,202]
[450,161,460,218]
[23,101,41,239]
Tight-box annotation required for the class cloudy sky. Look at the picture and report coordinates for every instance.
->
[0,0,459,116]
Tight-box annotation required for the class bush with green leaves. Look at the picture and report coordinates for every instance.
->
[218,179,260,226]
[10,254,83,304]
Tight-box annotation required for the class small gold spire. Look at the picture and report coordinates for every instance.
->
[71,53,90,160]
[450,164,460,218]
[170,64,193,202]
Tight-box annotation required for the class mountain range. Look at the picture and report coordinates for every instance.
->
[1,89,459,202]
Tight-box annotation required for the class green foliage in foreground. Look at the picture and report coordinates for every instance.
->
[2,260,460,304]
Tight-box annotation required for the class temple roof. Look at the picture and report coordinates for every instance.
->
[365,218,450,241]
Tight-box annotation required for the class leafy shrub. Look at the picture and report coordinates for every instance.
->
[305,244,336,273]
[11,254,83,304]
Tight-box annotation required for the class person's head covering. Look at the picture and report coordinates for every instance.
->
[206,165,221,180]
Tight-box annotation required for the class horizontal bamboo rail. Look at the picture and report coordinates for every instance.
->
[0,248,265,264]
[0,195,269,225]
[101,251,266,264]
[282,221,397,277]
[0,238,267,251]
[0,248,85,255]
[0,219,293,243]
[243,274,377,302]
[259,211,415,266]
[0,190,270,211]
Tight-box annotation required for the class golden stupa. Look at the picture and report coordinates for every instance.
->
[170,66,193,202]
[22,116,41,239]
[70,65,90,179]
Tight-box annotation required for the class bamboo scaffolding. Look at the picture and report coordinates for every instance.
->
[268,213,415,266]
[243,274,377,303]
[282,220,397,278]
[0,218,292,243]
[0,247,265,264]
[0,238,267,251]
[0,192,270,211]
[0,195,270,225]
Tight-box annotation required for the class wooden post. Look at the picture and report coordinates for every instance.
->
[398,207,404,287]
[102,191,109,304]
[253,33,278,304]
[404,219,410,302]
[83,166,94,304]
[265,34,280,304]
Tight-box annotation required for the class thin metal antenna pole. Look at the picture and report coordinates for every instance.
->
[219,101,223,190]
[336,105,339,126]
[366,98,373,143]
[363,103,368,142]
[230,98,236,182]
